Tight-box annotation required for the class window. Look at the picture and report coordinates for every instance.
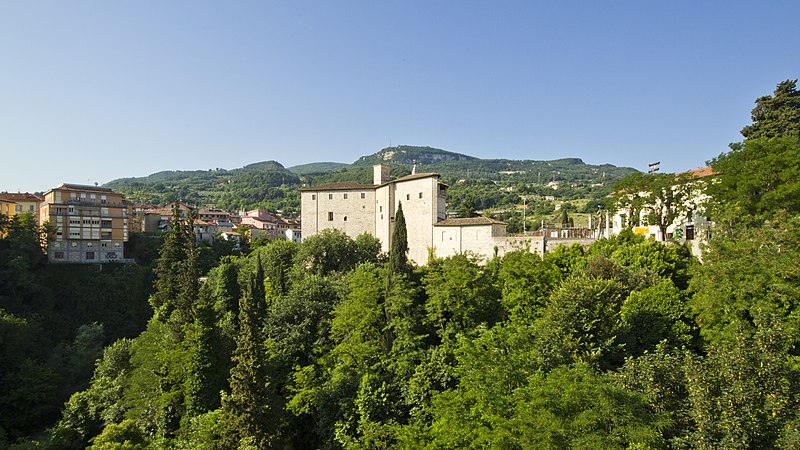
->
[328,212,333,221]
[379,206,382,212]
[343,216,347,222]
[15,205,22,212]
[343,193,348,199]
[54,252,64,259]
[29,205,34,211]
[407,194,410,201]
[101,220,112,228]
[329,194,333,199]
[101,242,108,247]
[419,192,423,199]
[360,193,365,199]
[71,242,78,248]
[106,252,118,259]
[312,194,316,200]
[86,252,95,260]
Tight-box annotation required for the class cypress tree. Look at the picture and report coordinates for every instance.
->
[388,202,410,279]
[221,268,273,448]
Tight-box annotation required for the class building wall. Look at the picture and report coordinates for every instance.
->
[41,185,131,263]
[301,189,377,241]
[391,177,441,264]
[434,224,523,262]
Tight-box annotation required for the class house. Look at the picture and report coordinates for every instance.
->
[0,192,43,218]
[240,209,300,240]
[609,166,716,255]
[39,184,131,263]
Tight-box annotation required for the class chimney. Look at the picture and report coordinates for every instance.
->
[374,163,390,185]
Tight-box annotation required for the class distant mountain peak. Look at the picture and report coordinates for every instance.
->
[355,145,477,166]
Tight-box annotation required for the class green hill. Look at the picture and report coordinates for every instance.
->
[287,162,350,175]
[105,146,637,216]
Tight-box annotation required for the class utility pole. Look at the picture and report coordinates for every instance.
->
[522,195,527,234]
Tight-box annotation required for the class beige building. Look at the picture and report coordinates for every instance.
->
[39,184,131,263]
[301,164,449,264]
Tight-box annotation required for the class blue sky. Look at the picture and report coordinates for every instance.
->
[2,1,798,193]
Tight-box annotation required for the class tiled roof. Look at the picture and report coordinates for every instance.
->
[384,172,439,185]
[434,217,506,227]
[300,182,376,192]
[683,166,716,178]
[57,183,116,193]
[0,192,42,202]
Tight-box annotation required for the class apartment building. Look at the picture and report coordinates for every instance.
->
[39,184,131,263]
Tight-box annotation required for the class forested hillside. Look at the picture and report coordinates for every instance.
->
[107,145,637,227]
[2,80,799,449]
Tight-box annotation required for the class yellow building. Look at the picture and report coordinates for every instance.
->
[0,192,43,218]
[39,184,132,263]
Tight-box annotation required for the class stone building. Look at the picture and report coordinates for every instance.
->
[301,164,448,264]
[301,164,559,265]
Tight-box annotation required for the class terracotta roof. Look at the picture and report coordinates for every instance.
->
[683,166,716,178]
[0,193,42,202]
[434,217,507,227]
[384,172,439,185]
[57,183,116,193]
[300,182,376,192]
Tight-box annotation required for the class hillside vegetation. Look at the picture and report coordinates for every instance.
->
[106,146,637,225]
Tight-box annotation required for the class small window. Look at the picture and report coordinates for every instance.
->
[407,194,410,201]
[328,212,334,221]
[419,192,423,199]
[86,252,95,260]
[343,193,348,199]
[379,206,382,212]
[54,251,64,259]
[15,205,22,212]
[343,216,348,222]
[312,194,316,200]
[329,194,333,199]
[360,193,365,199]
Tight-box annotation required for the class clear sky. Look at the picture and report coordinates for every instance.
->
[2,1,799,193]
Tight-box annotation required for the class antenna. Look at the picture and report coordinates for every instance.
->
[648,161,661,174]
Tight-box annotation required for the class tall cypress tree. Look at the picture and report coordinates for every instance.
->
[221,266,273,448]
[388,202,410,279]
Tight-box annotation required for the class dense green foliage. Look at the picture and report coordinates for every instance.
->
[0,213,153,445]
[740,79,800,140]
[4,215,794,449]
[5,80,800,449]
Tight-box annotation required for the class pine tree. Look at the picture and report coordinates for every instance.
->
[151,204,199,327]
